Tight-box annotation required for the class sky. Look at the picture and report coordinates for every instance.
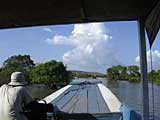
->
[0,21,160,73]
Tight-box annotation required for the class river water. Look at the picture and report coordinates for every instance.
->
[29,78,160,120]
[100,78,160,120]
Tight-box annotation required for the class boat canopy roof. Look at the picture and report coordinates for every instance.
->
[0,0,159,46]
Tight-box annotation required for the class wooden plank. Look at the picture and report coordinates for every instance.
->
[50,83,113,114]
[98,84,121,112]
[73,85,88,113]
[95,85,110,113]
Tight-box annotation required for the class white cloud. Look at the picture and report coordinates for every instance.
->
[135,50,160,70]
[43,28,52,33]
[46,23,119,73]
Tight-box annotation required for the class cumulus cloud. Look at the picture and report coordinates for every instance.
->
[135,50,160,70]
[46,23,119,73]
[43,28,52,33]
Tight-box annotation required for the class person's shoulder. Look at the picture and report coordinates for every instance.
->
[16,86,30,93]
[14,86,28,95]
[16,86,26,90]
[0,84,9,88]
[0,84,9,91]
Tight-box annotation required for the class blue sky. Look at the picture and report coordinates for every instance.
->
[0,21,159,73]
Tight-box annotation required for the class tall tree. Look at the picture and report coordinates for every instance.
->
[107,65,140,82]
[127,65,140,77]
[3,55,35,71]
[30,60,70,84]
[0,55,35,84]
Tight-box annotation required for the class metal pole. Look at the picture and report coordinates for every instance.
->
[138,19,149,120]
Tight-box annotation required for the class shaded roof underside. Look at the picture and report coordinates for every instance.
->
[0,0,158,29]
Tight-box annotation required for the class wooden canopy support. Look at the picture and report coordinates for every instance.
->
[138,19,149,120]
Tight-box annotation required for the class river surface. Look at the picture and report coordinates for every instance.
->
[28,78,160,120]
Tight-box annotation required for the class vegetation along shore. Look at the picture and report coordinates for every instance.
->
[0,55,160,86]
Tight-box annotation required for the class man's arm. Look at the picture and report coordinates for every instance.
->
[21,87,33,104]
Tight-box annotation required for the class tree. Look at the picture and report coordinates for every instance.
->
[148,70,160,84]
[107,65,127,80]
[116,65,127,79]
[107,68,114,79]
[127,66,140,76]
[0,55,35,84]
[156,70,160,84]
[3,55,35,71]
[0,68,13,85]
[106,65,140,82]
[30,60,70,85]
[107,66,120,80]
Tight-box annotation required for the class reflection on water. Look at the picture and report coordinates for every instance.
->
[101,78,160,120]
[28,78,160,120]
[27,84,54,99]
[105,79,142,113]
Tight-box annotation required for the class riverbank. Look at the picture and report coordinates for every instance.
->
[107,77,160,85]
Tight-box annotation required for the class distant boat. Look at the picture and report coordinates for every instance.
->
[92,75,97,79]
[43,80,141,120]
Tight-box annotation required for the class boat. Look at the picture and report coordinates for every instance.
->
[43,80,141,120]
[0,1,159,120]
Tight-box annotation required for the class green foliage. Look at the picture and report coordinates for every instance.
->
[127,76,140,82]
[148,70,160,85]
[107,65,160,84]
[72,72,105,78]
[0,55,35,85]
[127,66,140,77]
[156,70,160,84]
[3,55,35,71]
[0,55,72,86]
[107,65,140,82]
[107,65,128,80]
[74,73,92,78]
[30,60,70,84]
[0,68,12,84]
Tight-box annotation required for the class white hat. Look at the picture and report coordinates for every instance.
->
[8,72,27,86]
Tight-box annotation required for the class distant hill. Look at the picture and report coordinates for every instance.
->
[69,70,105,78]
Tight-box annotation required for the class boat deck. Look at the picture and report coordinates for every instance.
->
[50,83,110,113]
